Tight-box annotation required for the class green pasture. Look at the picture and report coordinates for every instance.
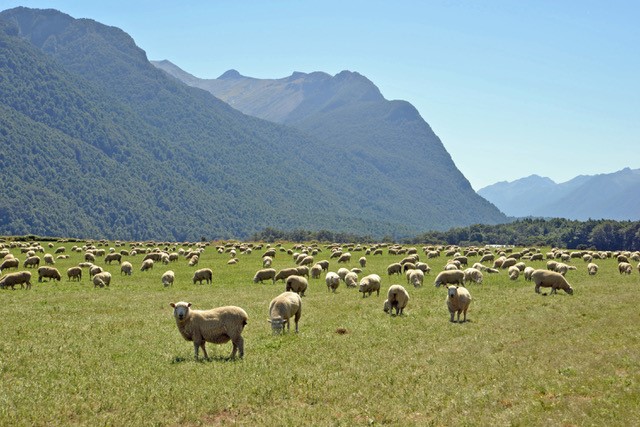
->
[1,241,639,426]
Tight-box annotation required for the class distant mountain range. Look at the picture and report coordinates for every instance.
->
[478,168,640,220]
[0,7,506,240]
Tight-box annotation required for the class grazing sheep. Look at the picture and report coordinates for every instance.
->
[23,256,40,268]
[37,266,61,282]
[170,302,248,360]
[546,260,559,271]
[104,253,122,264]
[262,256,273,268]
[501,258,518,269]
[463,268,483,285]
[89,265,103,278]
[523,266,535,281]
[337,267,351,281]
[227,258,239,265]
[162,270,175,287]
[120,261,133,276]
[0,258,19,271]
[359,274,381,298]
[274,268,298,283]
[618,262,633,275]
[54,247,66,254]
[344,271,359,288]
[295,266,309,278]
[446,285,472,323]
[434,270,465,288]
[192,268,213,285]
[188,255,199,267]
[93,271,112,288]
[531,269,574,295]
[0,271,32,290]
[554,263,577,276]
[485,268,500,274]
[359,257,367,268]
[508,266,520,280]
[140,259,154,272]
[415,262,431,274]
[67,266,82,281]
[310,264,322,279]
[43,254,55,265]
[84,253,96,262]
[479,253,495,263]
[383,284,410,315]
[325,271,340,293]
[317,260,330,271]
[337,252,352,263]
[387,263,402,276]
[253,268,276,284]
[285,275,308,296]
[299,255,314,266]
[587,263,598,276]
[268,291,302,334]
[408,269,425,288]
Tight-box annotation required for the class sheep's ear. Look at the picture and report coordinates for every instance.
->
[267,319,272,323]
[187,303,192,308]
[170,303,175,308]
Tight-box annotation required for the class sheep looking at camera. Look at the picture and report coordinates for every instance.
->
[446,285,472,323]
[170,301,248,360]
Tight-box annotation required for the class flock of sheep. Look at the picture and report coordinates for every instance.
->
[2,240,640,360]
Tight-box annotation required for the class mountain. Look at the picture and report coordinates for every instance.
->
[153,62,507,229]
[478,168,640,220]
[0,7,505,241]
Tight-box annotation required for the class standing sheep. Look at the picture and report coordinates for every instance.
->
[274,268,298,283]
[310,264,322,279]
[162,270,175,287]
[531,269,574,295]
[325,271,340,293]
[508,266,520,280]
[344,271,359,288]
[0,258,20,271]
[67,266,82,281]
[387,263,402,276]
[268,291,302,334]
[446,285,472,323]
[434,270,465,288]
[618,262,633,275]
[408,269,425,288]
[587,263,598,276]
[104,253,122,264]
[170,302,248,360]
[43,254,55,265]
[23,256,40,268]
[0,271,32,289]
[359,257,367,268]
[121,261,133,276]
[523,266,535,281]
[140,259,154,272]
[359,274,381,298]
[285,275,308,296]
[93,271,112,288]
[383,284,410,315]
[253,268,277,284]
[192,268,213,285]
[37,266,62,282]
[462,268,483,285]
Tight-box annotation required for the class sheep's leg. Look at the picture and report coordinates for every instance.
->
[230,336,244,359]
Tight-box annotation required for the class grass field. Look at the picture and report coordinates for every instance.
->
[1,241,639,426]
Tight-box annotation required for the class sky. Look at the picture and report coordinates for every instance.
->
[2,0,639,190]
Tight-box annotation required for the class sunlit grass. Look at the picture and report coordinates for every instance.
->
[1,242,638,425]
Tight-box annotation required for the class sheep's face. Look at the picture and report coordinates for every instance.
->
[171,302,191,321]
[565,286,574,295]
[447,286,458,298]
[269,318,286,333]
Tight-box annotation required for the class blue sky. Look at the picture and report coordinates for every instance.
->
[2,0,638,189]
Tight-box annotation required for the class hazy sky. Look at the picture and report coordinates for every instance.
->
[3,0,639,190]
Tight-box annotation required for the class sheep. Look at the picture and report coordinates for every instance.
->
[358,274,381,298]
[0,271,32,290]
[408,269,425,288]
[337,267,351,281]
[295,266,309,278]
[227,258,239,265]
[262,256,273,268]
[93,271,112,288]
[359,257,367,268]
[268,292,302,334]
[192,268,213,285]
[523,266,535,281]
[618,262,633,275]
[508,266,520,280]
[274,267,298,283]
[54,247,66,254]
[0,258,19,271]
[43,253,55,265]
[170,302,248,360]
[66,266,82,281]
[344,271,359,288]
[325,271,340,293]
[317,260,330,271]
[337,252,352,263]
[285,275,308,296]
[462,268,483,285]
[479,253,495,263]
[120,261,133,276]
[140,259,154,272]
[310,264,322,279]
[387,263,402,276]
[434,270,465,288]
[531,269,574,295]
[554,263,577,276]
[253,268,276,284]
[37,266,61,282]
[188,255,199,267]
[415,262,431,274]
[89,265,103,278]
[162,270,175,287]
[446,285,472,323]
[84,252,96,262]
[587,263,598,276]
[501,258,518,269]
[383,285,410,315]
[104,253,122,264]
[299,255,314,266]
[23,256,40,268]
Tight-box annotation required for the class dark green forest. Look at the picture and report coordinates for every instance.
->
[251,218,640,251]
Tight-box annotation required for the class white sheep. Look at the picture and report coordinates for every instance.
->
[344,271,359,288]
[140,259,154,272]
[268,291,302,333]
[192,268,213,285]
[337,267,351,281]
[407,269,425,288]
[310,264,322,279]
[383,284,410,315]
[434,270,465,287]
[508,265,520,280]
[274,268,298,282]
[120,261,133,276]
[67,266,82,281]
[554,263,577,276]
[359,274,381,298]
[531,269,573,295]
[446,285,472,323]
[170,302,248,360]
[43,253,55,265]
[462,268,483,285]
[285,275,308,296]
[37,266,61,282]
[523,266,535,281]
[253,268,276,284]
[618,262,633,275]
[93,271,112,288]
[386,263,402,276]
[162,270,175,287]
[325,271,340,293]
[0,271,32,289]
[359,256,367,268]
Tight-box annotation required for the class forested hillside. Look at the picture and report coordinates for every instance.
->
[1,7,505,241]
